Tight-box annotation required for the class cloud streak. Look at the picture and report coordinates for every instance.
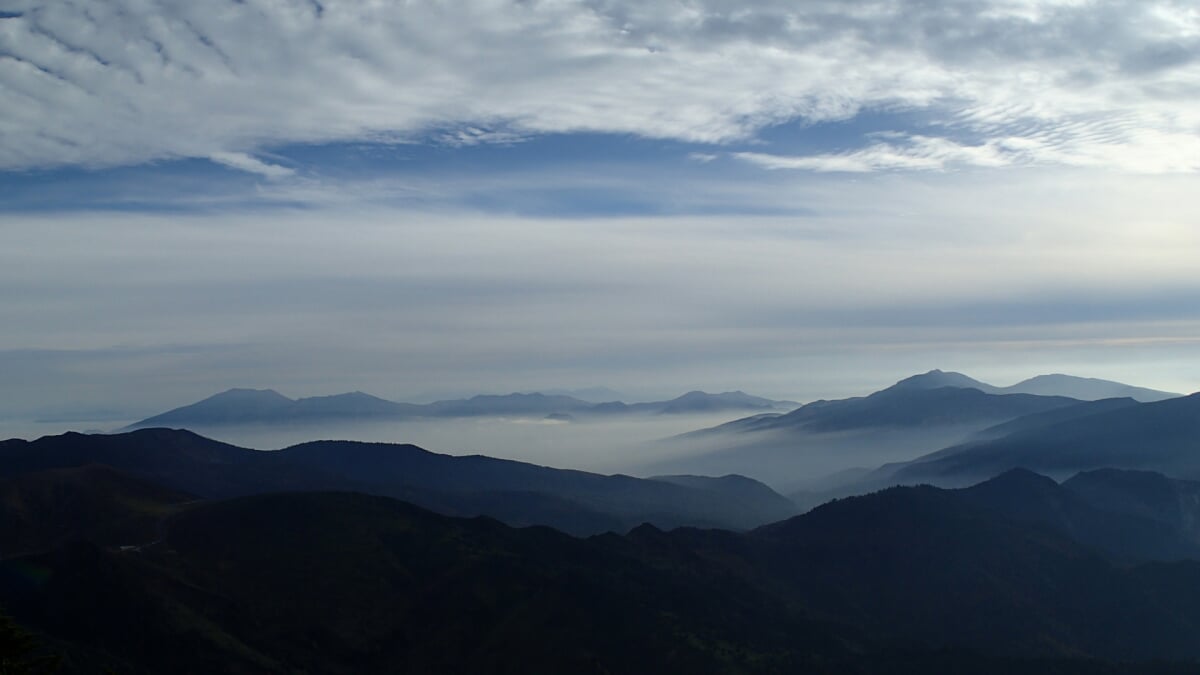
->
[1,1,1199,173]
[4,167,1200,419]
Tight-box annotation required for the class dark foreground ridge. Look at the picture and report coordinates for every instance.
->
[6,429,1200,673]
[0,429,796,535]
[4,488,1200,674]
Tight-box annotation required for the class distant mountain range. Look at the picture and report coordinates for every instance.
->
[7,455,1200,672]
[124,388,797,429]
[879,391,1200,486]
[0,429,795,535]
[657,370,1188,496]
[686,369,1177,439]
[891,369,1180,402]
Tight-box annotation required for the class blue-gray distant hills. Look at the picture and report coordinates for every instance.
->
[124,388,796,430]
[12,437,1200,672]
[877,391,1200,486]
[682,369,1123,438]
[891,368,1179,402]
[656,370,1184,493]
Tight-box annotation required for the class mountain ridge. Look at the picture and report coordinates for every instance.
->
[124,387,798,429]
[0,428,796,535]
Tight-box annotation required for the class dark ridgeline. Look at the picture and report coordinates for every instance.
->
[3,369,1199,674]
[660,371,1164,496]
[0,429,796,536]
[882,392,1200,486]
[688,369,1178,438]
[6,475,1200,673]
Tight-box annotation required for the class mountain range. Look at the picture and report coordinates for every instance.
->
[890,369,1180,402]
[7,455,1200,672]
[123,388,796,429]
[878,391,1200,487]
[0,429,795,536]
[653,370,1188,493]
[5,372,1199,672]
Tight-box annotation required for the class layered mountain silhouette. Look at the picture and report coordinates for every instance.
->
[7,476,1200,673]
[0,464,193,559]
[0,429,794,536]
[955,468,1200,561]
[125,388,795,429]
[660,371,1183,493]
[882,392,1200,486]
[688,371,1115,438]
[891,369,1179,402]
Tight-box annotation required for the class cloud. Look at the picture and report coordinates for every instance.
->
[208,152,295,179]
[735,135,1013,172]
[4,167,1200,418]
[1,1,1199,173]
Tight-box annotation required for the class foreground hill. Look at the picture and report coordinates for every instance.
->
[6,487,1200,673]
[955,468,1200,562]
[0,465,193,559]
[0,429,795,534]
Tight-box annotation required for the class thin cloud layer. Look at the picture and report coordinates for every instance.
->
[2,0,1199,173]
[4,168,1200,421]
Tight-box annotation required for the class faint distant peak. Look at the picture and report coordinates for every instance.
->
[535,387,626,403]
[886,370,998,394]
[1005,374,1180,403]
[204,388,294,403]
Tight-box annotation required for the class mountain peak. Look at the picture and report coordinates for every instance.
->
[1006,374,1179,402]
[209,388,293,402]
[886,370,997,393]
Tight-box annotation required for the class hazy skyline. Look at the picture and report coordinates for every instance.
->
[4,1,1200,425]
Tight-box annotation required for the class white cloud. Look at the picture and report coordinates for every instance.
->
[736,135,1018,172]
[4,168,1200,416]
[208,152,295,179]
[1,1,1199,173]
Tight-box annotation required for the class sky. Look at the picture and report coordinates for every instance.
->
[3,0,1200,427]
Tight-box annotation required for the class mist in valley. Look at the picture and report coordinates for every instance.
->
[96,413,765,476]
[645,424,983,493]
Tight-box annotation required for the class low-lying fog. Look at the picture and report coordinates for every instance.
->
[184,414,748,474]
[4,413,976,494]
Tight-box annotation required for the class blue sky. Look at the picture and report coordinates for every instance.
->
[3,0,1200,424]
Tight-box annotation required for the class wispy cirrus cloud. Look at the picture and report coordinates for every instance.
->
[1,0,1199,174]
[208,152,295,179]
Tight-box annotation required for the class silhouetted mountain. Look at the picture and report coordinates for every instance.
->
[657,382,1084,497]
[886,393,1200,485]
[0,465,193,559]
[746,484,1200,660]
[8,489,1200,673]
[888,369,1002,393]
[972,397,1141,439]
[277,440,796,531]
[124,388,796,429]
[1005,374,1179,402]
[130,388,295,427]
[287,391,422,418]
[651,390,788,414]
[956,468,1199,561]
[1064,469,1200,549]
[733,386,1077,433]
[0,429,795,535]
[647,474,798,516]
[421,391,596,417]
[889,369,1179,402]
